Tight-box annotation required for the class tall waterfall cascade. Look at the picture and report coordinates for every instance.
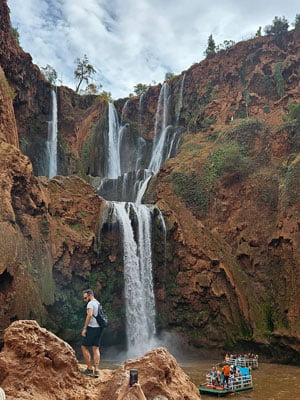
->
[47,89,58,178]
[98,77,185,357]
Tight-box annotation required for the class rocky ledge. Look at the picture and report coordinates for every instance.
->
[0,320,200,400]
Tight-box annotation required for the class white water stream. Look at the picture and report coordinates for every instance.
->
[99,77,185,356]
[47,89,58,178]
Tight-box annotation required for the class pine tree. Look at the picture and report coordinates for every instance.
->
[204,34,216,58]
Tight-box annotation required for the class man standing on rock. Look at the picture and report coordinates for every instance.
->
[80,289,103,377]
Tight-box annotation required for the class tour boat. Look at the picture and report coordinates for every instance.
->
[199,366,253,397]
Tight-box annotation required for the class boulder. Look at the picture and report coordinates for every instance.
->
[100,347,201,400]
[0,320,99,400]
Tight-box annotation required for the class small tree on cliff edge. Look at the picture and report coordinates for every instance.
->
[293,14,300,30]
[204,34,216,58]
[74,54,96,93]
[264,16,289,36]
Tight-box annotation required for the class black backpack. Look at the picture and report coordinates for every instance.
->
[95,302,108,328]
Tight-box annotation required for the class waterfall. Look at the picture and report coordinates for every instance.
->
[47,89,58,178]
[105,102,122,179]
[175,73,186,126]
[148,83,172,174]
[113,202,156,358]
[96,82,188,357]
[121,99,130,124]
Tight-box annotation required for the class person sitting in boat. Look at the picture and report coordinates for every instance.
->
[210,367,220,386]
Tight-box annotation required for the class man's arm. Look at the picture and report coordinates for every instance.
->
[81,308,93,336]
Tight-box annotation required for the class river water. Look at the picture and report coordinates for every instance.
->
[101,359,300,400]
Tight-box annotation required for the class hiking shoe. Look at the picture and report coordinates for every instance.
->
[94,370,100,378]
[80,369,94,376]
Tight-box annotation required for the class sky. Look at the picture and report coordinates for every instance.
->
[7,0,299,99]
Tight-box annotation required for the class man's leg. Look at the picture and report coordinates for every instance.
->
[92,346,100,374]
[81,345,92,370]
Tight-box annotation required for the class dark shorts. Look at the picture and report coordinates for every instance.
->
[81,326,103,347]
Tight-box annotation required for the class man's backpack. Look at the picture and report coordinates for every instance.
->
[95,303,108,328]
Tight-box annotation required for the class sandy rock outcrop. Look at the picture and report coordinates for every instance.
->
[0,320,97,400]
[0,321,200,400]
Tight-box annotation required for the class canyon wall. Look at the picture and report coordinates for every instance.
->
[1,0,300,362]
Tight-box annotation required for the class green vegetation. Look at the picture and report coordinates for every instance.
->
[285,102,300,122]
[204,34,216,58]
[41,64,58,85]
[273,62,285,98]
[242,89,251,118]
[221,118,263,153]
[0,73,16,99]
[255,26,262,37]
[204,35,235,58]
[164,72,176,81]
[293,14,300,29]
[40,217,50,235]
[215,39,235,53]
[74,54,96,93]
[133,83,149,95]
[264,16,289,36]
[284,158,300,205]
[70,222,82,231]
[263,105,270,114]
[172,142,251,215]
[10,27,20,44]
[98,90,113,102]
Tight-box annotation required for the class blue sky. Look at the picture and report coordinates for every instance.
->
[8,0,299,99]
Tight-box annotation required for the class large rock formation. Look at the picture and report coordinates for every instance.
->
[0,321,200,400]
[102,347,200,400]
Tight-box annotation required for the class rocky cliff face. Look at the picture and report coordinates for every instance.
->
[0,0,300,363]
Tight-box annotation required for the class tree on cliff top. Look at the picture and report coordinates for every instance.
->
[74,54,96,93]
[204,34,216,58]
[133,83,149,96]
[293,14,300,30]
[41,64,57,85]
[264,16,289,36]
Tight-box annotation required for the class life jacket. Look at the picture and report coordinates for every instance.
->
[222,365,230,376]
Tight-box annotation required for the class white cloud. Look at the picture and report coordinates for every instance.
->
[7,0,300,99]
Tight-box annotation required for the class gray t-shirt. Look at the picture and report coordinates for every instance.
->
[87,299,100,328]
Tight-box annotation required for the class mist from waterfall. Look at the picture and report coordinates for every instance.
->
[47,89,58,178]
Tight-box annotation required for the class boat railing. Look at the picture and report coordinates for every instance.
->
[226,357,258,368]
[228,374,253,390]
[205,373,253,390]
